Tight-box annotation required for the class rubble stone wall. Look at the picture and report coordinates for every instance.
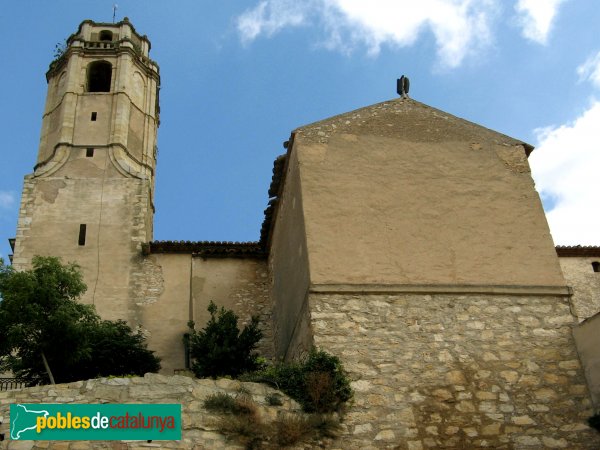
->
[0,374,301,450]
[310,292,600,449]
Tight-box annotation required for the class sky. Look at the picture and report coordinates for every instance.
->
[1,0,599,261]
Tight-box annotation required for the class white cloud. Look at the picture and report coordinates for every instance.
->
[0,191,15,209]
[237,0,311,44]
[577,51,600,89]
[529,101,600,245]
[514,0,566,44]
[237,0,498,68]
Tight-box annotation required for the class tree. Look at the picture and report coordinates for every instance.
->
[186,301,262,378]
[75,319,160,380]
[0,256,160,385]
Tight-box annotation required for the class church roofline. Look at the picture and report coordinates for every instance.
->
[148,99,600,261]
[293,98,535,157]
[75,18,151,48]
[143,241,266,259]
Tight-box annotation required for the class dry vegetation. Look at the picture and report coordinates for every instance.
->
[203,390,341,449]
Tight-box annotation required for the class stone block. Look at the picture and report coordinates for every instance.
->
[541,437,568,448]
[514,435,541,446]
[481,423,501,435]
[374,429,395,441]
[512,415,535,425]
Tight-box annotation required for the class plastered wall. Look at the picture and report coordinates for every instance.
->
[12,171,151,324]
[133,255,272,373]
[267,149,313,360]
[573,313,600,410]
[292,99,565,289]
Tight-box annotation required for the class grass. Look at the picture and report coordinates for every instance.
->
[203,392,238,413]
[265,392,283,406]
[204,389,343,448]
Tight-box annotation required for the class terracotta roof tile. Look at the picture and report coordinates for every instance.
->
[556,245,600,257]
[144,241,265,258]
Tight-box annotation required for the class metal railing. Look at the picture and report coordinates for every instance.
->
[0,378,25,391]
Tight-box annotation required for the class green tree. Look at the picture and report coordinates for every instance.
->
[186,301,262,378]
[0,256,160,385]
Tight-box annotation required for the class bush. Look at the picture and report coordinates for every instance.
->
[274,413,312,446]
[186,301,263,379]
[76,320,160,380]
[244,348,353,413]
[204,382,344,448]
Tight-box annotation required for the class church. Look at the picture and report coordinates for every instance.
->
[9,18,600,448]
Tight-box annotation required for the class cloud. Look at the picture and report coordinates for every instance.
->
[0,191,15,209]
[529,101,600,245]
[577,51,600,89]
[237,0,310,43]
[514,0,566,44]
[237,0,498,68]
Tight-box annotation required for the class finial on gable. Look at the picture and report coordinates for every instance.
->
[397,75,410,99]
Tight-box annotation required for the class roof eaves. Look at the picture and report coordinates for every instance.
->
[556,245,600,257]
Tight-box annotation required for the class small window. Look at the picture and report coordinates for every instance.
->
[86,148,94,157]
[593,262,600,273]
[91,112,97,121]
[87,61,112,92]
[99,30,113,41]
[78,224,87,246]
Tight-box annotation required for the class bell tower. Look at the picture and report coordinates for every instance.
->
[12,19,160,321]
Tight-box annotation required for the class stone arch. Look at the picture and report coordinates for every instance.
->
[131,71,146,108]
[87,60,112,92]
[99,30,113,41]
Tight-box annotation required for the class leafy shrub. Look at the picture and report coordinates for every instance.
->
[186,301,262,379]
[77,320,160,380]
[244,348,353,413]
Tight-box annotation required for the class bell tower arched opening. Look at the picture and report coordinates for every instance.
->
[87,61,112,92]
[99,30,113,41]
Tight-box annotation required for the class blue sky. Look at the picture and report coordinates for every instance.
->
[1,0,599,261]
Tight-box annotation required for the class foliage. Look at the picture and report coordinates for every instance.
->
[203,392,239,413]
[590,413,600,432]
[186,301,262,379]
[74,319,160,380]
[205,391,265,449]
[204,384,342,448]
[274,413,313,446]
[53,39,67,60]
[0,256,160,385]
[265,392,283,406]
[243,349,353,413]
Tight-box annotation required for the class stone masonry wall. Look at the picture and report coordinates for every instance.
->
[310,293,600,449]
[0,374,302,449]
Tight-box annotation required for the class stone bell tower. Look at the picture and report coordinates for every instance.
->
[11,19,160,322]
